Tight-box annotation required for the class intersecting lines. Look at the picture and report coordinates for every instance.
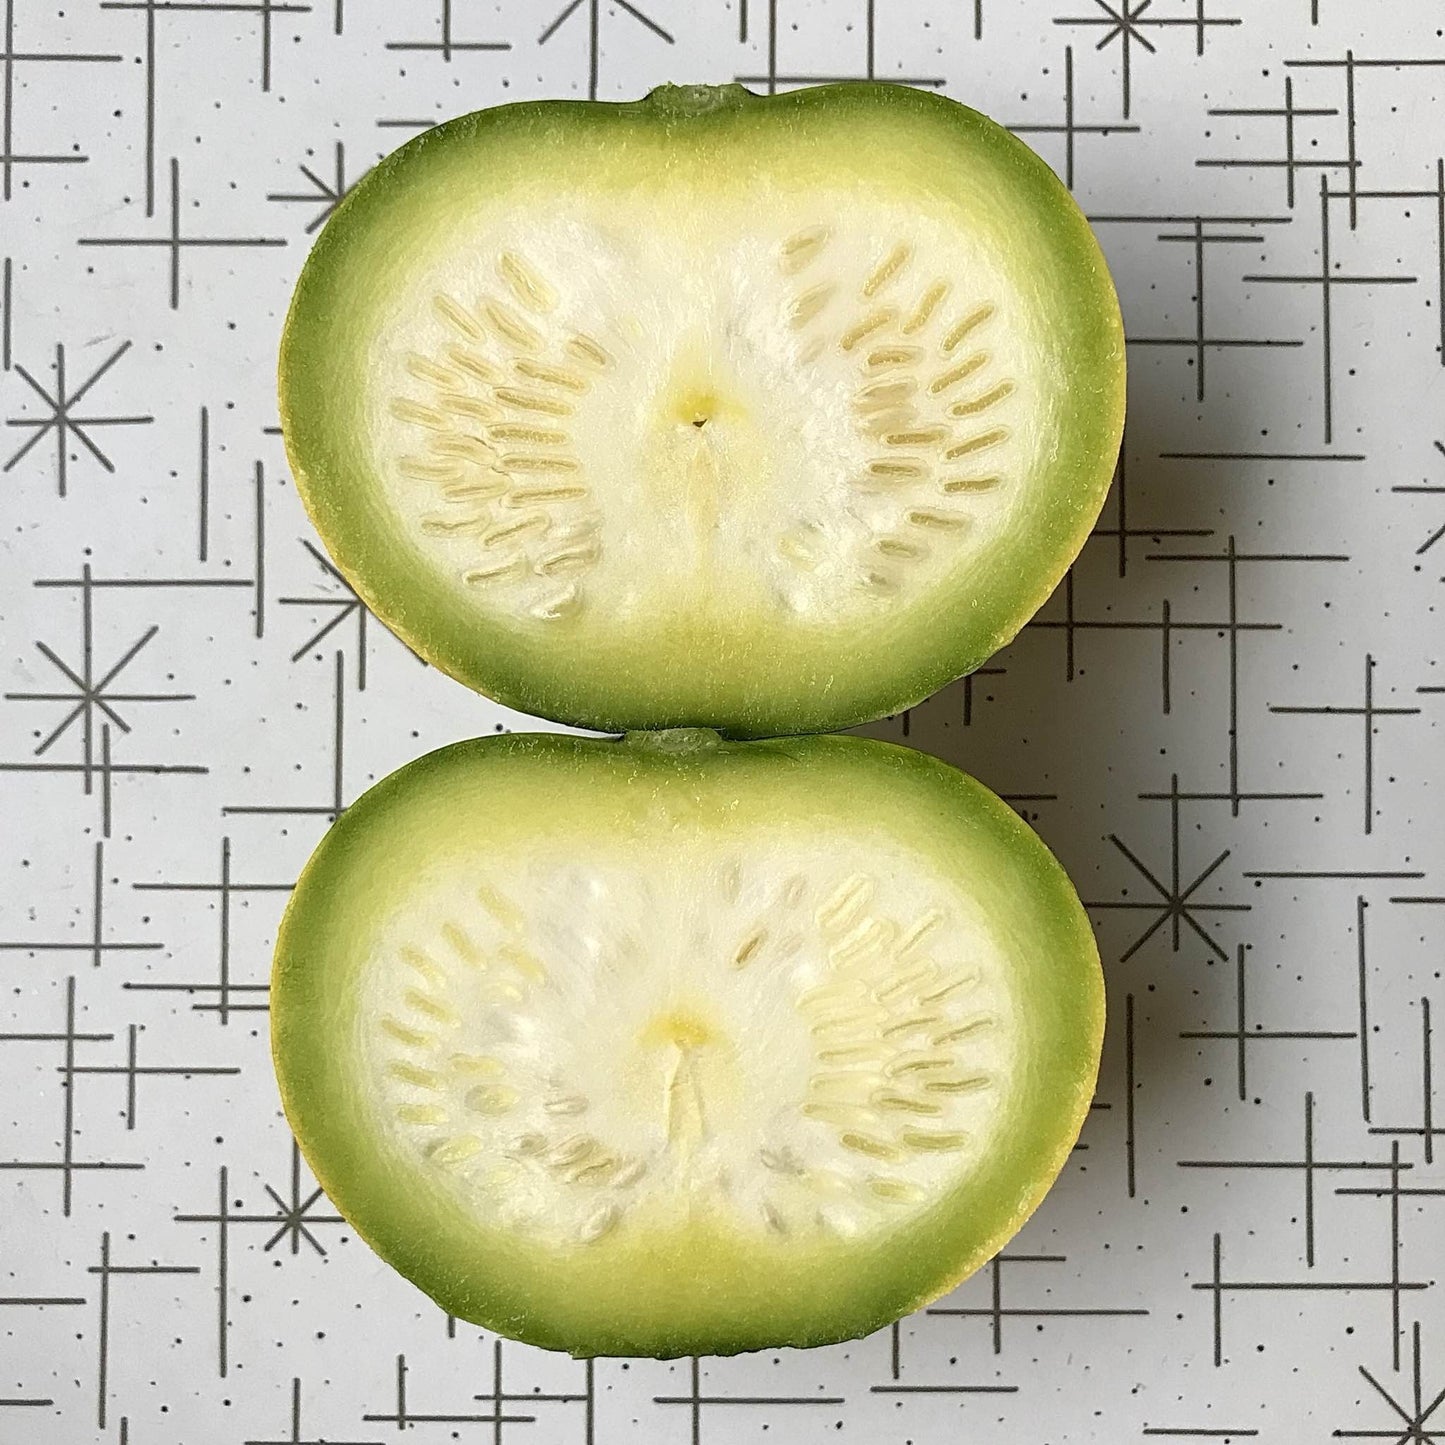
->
[78,157,286,310]
[89,1231,200,1429]
[387,0,510,60]
[1113,213,1303,402]
[539,0,672,101]
[652,1355,845,1439]
[100,0,312,213]
[734,0,943,96]
[6,620,191,763]
[0,977,143,1213]
[1007,47,1140,191]
[0,0,122,201]
[245,1377,382,1445]
[1270,654,1422,837]
[362,1353,537,1430]
[1178,1092,1394,1267]
[175,1152,343,1377]
[3,341,154,495]
[1083,781,1248,962]
[1243,177,1416,444]
[280,540,374,689]
[1334,1322,1445,1444]
[1054,0,1241,118]
[267,141,349,234]
[926,1252,1149,1353]
[126,835,290,1025]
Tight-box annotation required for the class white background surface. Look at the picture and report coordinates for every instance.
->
[1,2,1443,1441]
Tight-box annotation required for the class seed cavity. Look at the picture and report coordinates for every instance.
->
[902,280,949,333]
[431,1134,483,1165]
[931,1015,997,1045]
[925,1074,993,1095]
[498,252,558,313]
[576,1204,619,1243]
[942,304,995,352]
[789,283,835,330]
[869,1176,927,1202]
[544,1092,589,1116]
[907,508,970,530]
[388,399,449,429]
[465,1085,518,1115]
[929,353,989,395]
[761,1200,789,1234]
[388,1062,441,1090]
[433,293,484,340]
[866,345,922,370]
[944,428,1010,460]
[839,1132,904,1161]
[872,1090,944,1116]
[863,243,912,298]
[733,929,767,968]
[950,380,1016,416]
[839,309,895,352]
[494,387,574,417]
[566,333,614,369]
[855,379,918,412]
[901,1127,969,1153]
[404,988,455,1024]
[380,1016,432,1049]
[780,225,830,273]
[867,459,928,480]
[883,427,949,448]
[816,875,875,935]
[396,1103,447,1126]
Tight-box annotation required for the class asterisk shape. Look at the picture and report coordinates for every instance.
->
[6,625,187,758]
[4,341,152,495]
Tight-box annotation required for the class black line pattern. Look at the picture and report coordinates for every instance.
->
[0,1,1442,1440]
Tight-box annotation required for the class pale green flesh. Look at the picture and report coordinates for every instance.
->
[280,83,1125,736]
[272,732,1104,1357]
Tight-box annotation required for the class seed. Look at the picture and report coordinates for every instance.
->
[380,1016,432,1049]
[803,1101,879,1127]
[761,1200,789,1234]
[902,280,949,333]
[465,1085,518,1115]
[839,309,895,352]
[869,1176,927,1202]
[577,1204,619,1243]
[430,1133,483,1165]
[566,333,614,369]
[497,251,557,313]
[871,1090,943,1116]
[733,929,766,968]
[388,1062,441,1089]
[944,427,1009,459]
[839,1131,903,1161]
[931,1015,997,1045]
[925,1075,993,1095]
[929,353,989,395]
[433,293,484,340]
[816,875,875,934]
[901,1127,969,1153]
[388,399,449,429]
[494,387,574,417]
[396,1104,447,1126]
[950,380,1016,416]
[862,242,912,298]
[789,283,835,330]
[544,1093,589,1116]
[404,988,455,1024]
[941,304,995,352]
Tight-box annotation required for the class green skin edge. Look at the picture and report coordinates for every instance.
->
[272,731,1104,1358]
[278,82,1126,739]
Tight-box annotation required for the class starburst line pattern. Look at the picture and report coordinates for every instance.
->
[4,341,154,495]
[267,141,350,233]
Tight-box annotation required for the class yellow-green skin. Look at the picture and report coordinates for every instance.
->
[272,732,1104,1357]
[279,82,1125,738]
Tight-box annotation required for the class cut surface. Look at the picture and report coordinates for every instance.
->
[272,732,1103,1356]
[280,83,1124,735]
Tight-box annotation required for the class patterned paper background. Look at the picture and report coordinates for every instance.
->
[1,1,1443,1441]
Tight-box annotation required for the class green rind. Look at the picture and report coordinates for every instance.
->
[279,82,1125,737]
[271,731,1104,1357]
